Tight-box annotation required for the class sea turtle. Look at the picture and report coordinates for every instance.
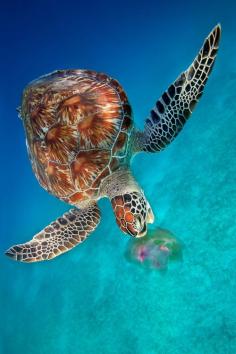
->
[5,24,221,262]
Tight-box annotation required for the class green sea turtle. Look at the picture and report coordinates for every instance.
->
[5,24,221,262]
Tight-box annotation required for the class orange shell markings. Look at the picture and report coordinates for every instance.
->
[71,150,110,190]
[67,191,88,205]
[46,161,75,197]
[45,124,78,163]
[21,70,133,202]
[57,76,126,150]
[30,104,55,137]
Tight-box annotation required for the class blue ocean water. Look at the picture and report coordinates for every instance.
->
[1,1,236,353]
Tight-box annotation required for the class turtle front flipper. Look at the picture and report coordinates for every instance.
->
[136,24,221,153]
[5,204,101,262]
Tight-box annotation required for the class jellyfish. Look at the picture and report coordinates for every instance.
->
[125,228,182,270]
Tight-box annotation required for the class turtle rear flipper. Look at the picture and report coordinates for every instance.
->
[137,24,221,153]
[5,204,101,262]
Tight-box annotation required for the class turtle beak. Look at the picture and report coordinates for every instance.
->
[146,205,155,224]
[136,204,154,238]
[137,224,148,238]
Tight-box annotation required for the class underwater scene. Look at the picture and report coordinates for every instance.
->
[1,0,236,353]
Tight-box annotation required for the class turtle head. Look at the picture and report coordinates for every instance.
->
[111,192,154,238]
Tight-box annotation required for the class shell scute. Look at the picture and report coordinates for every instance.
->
[33,140,48,165]
[121,115,132,132]
[112,132,128,156]
[30,104,55,137]
[46,161,75,197]
[70,150,110,190]
[21,69,133,203]
[57,77,123,150]
[33,161,49,191]
[110,157,119,172]
[67,191,88,205]
[45,124,78,163]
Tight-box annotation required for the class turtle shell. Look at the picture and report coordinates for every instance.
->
[21,69,133,205]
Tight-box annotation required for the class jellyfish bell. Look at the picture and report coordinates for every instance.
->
[137,245,148,262]
[147,228,182,261]
[125,227,182,270]
[147,243,170,270]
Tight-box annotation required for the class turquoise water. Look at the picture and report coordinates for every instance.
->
[1,1,236,353]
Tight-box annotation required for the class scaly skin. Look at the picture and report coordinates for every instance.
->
[101,169,154,237]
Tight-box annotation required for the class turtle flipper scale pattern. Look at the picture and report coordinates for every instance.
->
[142,24,221,152]
[5,204,101,262]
